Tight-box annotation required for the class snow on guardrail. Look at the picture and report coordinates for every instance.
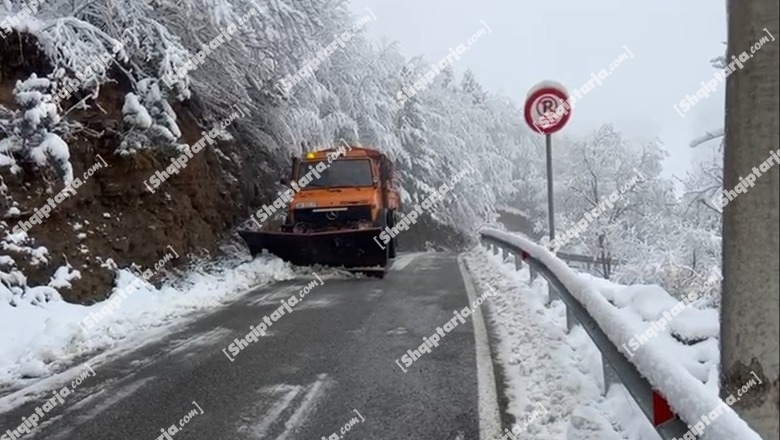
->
[479,227,762,440]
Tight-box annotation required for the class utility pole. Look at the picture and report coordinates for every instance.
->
[721,0,779,437]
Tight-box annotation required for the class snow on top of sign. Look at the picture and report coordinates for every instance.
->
[526,80,569,99]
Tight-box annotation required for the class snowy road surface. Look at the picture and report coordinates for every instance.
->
[0,253,493,439]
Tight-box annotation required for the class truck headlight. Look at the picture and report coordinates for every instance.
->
[295,202,317,208]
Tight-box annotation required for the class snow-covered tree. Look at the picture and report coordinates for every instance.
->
[2,0,731,270]
[552,124,670,278]
[0,75,72,185]
[119,79,181,154]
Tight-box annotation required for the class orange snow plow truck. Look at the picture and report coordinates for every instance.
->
[238,145,401,275]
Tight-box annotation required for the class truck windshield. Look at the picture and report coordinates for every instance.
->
[297,159,374,188]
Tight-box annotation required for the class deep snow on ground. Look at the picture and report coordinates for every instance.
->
[0,254,330,390]
[465,247,660,440]
[478,228,762,440]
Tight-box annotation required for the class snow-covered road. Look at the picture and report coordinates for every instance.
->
[0,253,492,439]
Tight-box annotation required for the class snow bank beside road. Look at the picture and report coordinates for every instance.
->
[0,255,296,388]
[464,248,630,439]
[478,227,762,440]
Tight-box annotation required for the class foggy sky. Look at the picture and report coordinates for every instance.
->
[349,0,728,182]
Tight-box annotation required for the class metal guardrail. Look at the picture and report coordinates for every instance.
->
[479,233,689,439]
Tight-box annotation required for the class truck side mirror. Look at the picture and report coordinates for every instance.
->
[280,177,290,185]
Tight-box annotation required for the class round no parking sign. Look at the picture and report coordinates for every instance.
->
[524,84,571,135]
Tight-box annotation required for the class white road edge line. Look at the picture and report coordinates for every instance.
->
[277,373,331,440]
[457,255,502,440]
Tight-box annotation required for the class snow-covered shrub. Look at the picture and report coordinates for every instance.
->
[0,247,70,308]
[0,74,73,184]
[0,226,60,307]
[7,1,192,150]
[48,264,81,289]
[118,79,182,154]
[66,0,193,100]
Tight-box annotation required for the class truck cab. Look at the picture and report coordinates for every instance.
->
[239,144,401,275]
[283,146,400,242]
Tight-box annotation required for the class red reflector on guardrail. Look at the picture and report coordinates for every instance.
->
[521,251,529,261]
[652,390,676,426]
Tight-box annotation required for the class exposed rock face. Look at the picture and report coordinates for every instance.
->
[1,33,271,302]
[1,33,468,303]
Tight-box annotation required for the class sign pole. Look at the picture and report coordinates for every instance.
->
[545,133,557,305]
[523,83,570,286]
[545,133,555,245]
[524,82,570,306]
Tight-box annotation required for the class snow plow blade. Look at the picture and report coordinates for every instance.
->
[238,228,388,269]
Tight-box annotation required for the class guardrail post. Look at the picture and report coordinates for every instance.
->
[602,353,620,396]
[566,304,576,333]
[514,253,522,271]
[546,283,557,306]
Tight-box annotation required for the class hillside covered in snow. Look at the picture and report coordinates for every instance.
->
[1,0,722,311]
